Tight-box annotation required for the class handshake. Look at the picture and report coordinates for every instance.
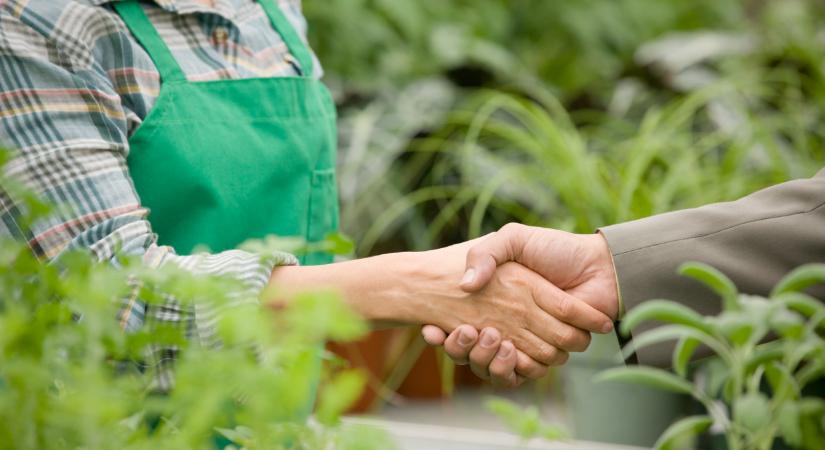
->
[417,223,621,388]
[272,223,622,388]
[267,169,825,389]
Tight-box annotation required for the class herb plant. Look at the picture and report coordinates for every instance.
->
[485,397,567,446]
[596,262,825,450]
[313,0,825,408]
[0,149,392,450]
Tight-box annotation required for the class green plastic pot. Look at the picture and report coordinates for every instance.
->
[562,333,691,448]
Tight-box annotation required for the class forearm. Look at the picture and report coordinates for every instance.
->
[268,250,472,328]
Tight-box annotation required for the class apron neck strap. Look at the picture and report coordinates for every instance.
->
[113,1,315,80]
[257,0,314,77]
[113,1,187,83]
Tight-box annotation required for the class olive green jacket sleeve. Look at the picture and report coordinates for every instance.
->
[598,168,825,366]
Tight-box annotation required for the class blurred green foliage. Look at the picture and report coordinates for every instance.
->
[305,0,741,100]
[304,2,825,438]
[597,262,825,450]
[0,150,393,450]
[486,396,567,443]
[304,0,825,255]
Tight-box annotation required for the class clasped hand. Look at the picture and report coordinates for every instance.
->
[271,223,620,388]
[422,224,620,387]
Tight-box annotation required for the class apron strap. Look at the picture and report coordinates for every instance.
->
[114,1,314,80]
[257,0,315,77]
[113,1,187,83]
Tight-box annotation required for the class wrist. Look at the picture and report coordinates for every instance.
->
[389,248,470,327]
[361,251,434,324]
[267,254,408,323]
[584,232,620,320]
[267,251,463,326]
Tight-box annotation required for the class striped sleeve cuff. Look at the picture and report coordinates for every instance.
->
[119,246,297,392]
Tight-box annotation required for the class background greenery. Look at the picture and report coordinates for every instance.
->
[0,151,389,450]
[302,0,825,445]
[598,262,825,450]
[4,1,825,448]
[304,0,825,253]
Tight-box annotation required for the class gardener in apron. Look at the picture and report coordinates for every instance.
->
[113,0,338,265]
[0,0,613,415]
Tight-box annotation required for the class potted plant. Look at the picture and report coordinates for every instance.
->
[598,262,825,450]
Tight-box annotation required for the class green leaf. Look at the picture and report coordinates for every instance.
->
[485,396,569,441]
[777,402,803,447]
[316,370,367,425]
[594,367,694,395]
[733,393,772,432]
[485,397,522,423]
[620,300,714,336]
[799,398,825,416]
[323,232,356,255]
[764,362,800,403]
[485,397,540,440]
[713,312,755,345]
[773,292,825,319]
[239,235,307,256]
[673,337,700,377]
[540,424,568,441]
[679,262,739,311]
[744,342,784,372]
[282,291,369,342]
[722,377,737,403]
[797,359,825,388]
[653,415,713,450]
[772,264,825,296]
[769,310,805,339]
[216,426,254,445]
[801,405,825,450]
[701,358,730,398]
[621,324,729,364]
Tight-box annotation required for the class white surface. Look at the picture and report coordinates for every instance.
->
[372,387,568,433]
[343,417,650,450]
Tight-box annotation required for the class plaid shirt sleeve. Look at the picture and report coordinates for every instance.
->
[0,1,302,390]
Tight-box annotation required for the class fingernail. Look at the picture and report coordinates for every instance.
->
[481,330,497,348]
[461,268,476,285]
[601,322,614,333]
[496,342,512,359]
[458,329,474,346]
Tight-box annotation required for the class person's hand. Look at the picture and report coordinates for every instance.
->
[463,224,619,318]
[422,323,525,387]
[411,241,614,387]
[422,224,620,382]
[422,322,532,387]
[268,234,613,388]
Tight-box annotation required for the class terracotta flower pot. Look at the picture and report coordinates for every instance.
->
[328,327,480,412]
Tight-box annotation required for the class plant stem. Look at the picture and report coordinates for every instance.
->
[726,431,743,450]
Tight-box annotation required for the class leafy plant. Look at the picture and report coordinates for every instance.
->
[596,262,825,450]
[324,0,825,256]
[317,0,825,409]
[485,397,567,446]
[304,0,740,101]
[0,148,393,450]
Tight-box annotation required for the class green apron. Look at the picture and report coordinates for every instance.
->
[114,0,338,267]
[112,0,338,427]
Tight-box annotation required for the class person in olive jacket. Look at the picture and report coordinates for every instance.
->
[423,168,825,383]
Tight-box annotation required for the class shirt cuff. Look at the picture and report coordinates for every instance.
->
[597,229,625,320]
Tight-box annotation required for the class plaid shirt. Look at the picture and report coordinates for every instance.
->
[0,0,319,389]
